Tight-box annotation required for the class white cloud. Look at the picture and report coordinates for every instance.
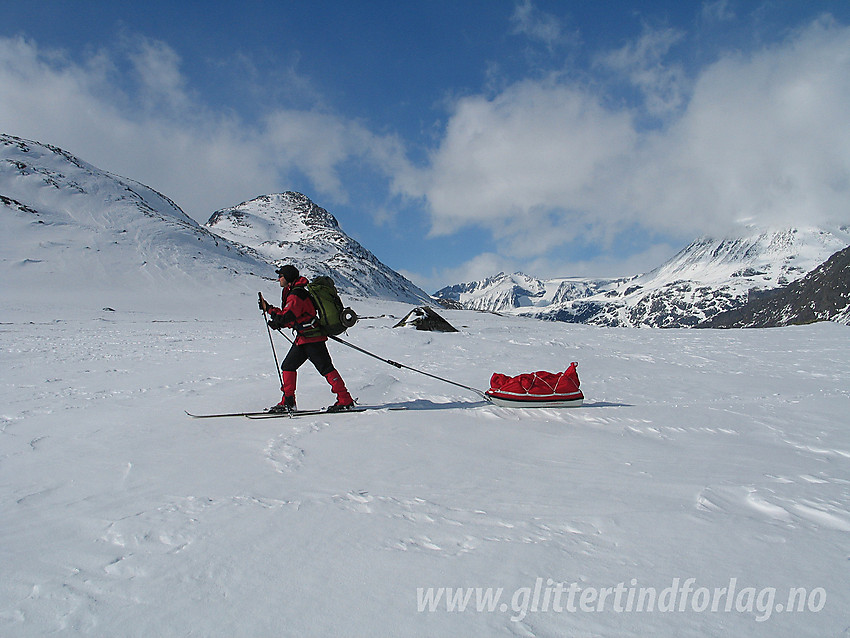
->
[405,16,850,260]
[126,36,192,112]
[631,16,850,232]
[264,109,408,204]
[0,35,405,222]
[701,0,736,24]
[263,110,361,201]
[406,77,636,252]
[3,16,849,289]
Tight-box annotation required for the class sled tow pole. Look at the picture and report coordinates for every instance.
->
[329,335,490,402]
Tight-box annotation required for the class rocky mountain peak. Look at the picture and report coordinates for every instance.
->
[206,192,430,303]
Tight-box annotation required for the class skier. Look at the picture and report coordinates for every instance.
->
[258,265,355,413]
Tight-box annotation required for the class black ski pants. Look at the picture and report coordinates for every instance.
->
[281,341,335,376]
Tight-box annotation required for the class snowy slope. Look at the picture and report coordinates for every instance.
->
[1,134,268,312]
[438,227,850,327]
[206,192,431,303]
[2,298,849,637]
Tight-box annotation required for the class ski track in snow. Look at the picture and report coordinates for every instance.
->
[264,422,323,473]
[2,301,850,637]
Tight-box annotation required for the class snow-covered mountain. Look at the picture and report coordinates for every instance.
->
[1,134,429,312]
[1,133,267,310]
[706,243,850,327]
[436,227,850,327]
[206,192,430,303]
[434,272,615,313]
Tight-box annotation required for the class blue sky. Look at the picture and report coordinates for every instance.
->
[2,1,850,291]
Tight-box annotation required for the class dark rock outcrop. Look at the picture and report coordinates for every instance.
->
[394,307,459,332]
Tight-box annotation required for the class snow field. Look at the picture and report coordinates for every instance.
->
[2,297,849,636]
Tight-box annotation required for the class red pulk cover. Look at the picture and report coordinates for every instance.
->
[486,362,583,407]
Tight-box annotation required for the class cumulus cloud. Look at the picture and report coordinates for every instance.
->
[3,16,849,286]
[629,17,850,234]
[405,77,636,252]
[404,16,850,260]
[0,35,404,221]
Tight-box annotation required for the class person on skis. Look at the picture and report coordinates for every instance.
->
[258,264,355,413]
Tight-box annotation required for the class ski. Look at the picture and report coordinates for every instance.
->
[185,409,274,419]
[246,407,366,419]
[245,405,406,419]
[186,405,406,419]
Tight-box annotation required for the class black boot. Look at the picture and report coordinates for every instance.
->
[268,395,296,413]
[326,399,357,413]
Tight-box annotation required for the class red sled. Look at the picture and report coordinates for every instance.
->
[485,362,584,408]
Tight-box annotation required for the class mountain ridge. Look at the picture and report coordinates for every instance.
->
[435,227,850,327]
[7,131,846,326]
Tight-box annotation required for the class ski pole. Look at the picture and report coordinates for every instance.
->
[329,334,490,401]
[259,293,283,388]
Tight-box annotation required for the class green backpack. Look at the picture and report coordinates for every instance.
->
[299,276,358,337]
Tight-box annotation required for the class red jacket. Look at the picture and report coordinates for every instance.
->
[268,277,327,344]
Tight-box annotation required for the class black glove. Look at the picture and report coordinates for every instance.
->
[258,294,270,313]
[267,309,295,331]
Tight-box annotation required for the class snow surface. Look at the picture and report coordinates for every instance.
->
[3,294,849,637]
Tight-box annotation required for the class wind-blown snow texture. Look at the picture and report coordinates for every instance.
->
[2,302,849,637]
[2,132,850,636]
[437,227,850,327]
